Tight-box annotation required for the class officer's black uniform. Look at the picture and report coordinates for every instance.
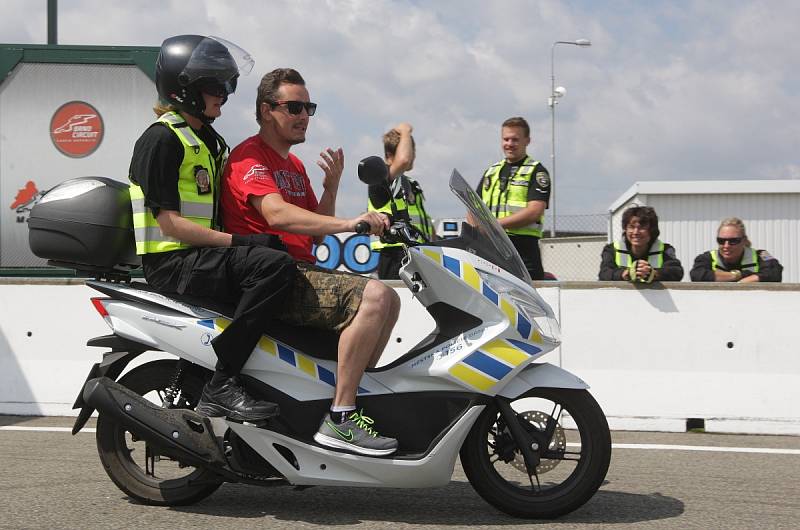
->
[689,250,783,282]
[130,123,296,377]
[476,160,550,280]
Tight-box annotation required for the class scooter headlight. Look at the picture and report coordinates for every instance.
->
[478,272,561,344]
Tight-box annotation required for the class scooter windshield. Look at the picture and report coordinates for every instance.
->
[448,170,532,283]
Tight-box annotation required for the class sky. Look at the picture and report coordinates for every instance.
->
[2,0,799,225]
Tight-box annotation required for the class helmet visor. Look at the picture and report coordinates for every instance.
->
[180,36,254,87]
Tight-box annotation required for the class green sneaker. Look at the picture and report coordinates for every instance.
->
[314,409,398,456]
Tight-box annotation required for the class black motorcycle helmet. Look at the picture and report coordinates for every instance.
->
[155,35,252,121]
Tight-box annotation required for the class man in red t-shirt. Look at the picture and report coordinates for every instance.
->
[221,68,401,457]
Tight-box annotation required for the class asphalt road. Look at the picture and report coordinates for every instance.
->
[1,416,799,529]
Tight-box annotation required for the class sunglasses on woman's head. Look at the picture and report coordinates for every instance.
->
[270,100,317,116]
[717,237,743,245]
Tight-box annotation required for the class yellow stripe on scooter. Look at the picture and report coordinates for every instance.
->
[422,248,441,264]
[500,298,516,326]
[482,338,529,366]
[214,318,231,332]
[461,262,481,291]
[450,363,496,392]
[258,337,277,356]
[296,353,317,377]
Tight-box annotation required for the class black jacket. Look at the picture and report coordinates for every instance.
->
[689,250,782,282]
[598,240,684,281]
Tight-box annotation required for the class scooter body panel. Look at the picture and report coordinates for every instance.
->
[227,405,484,488]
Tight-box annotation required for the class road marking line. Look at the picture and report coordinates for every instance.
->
[0,426,95,433]
[609,443,800,455]
[2,427,799,455]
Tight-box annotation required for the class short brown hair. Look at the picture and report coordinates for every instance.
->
[502,116,530,138]
[383,128,415,159]
[256,68,305,124]
[622,206,660,241]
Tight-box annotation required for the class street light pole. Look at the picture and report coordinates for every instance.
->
[549,39,591,238]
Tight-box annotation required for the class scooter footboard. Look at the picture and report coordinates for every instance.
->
[498,362,589,399]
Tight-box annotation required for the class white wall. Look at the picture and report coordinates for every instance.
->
[1,280,798,435]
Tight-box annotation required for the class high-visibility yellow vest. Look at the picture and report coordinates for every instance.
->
[480,157,544,237]
[613,239,665,268]
[614,239,665,280]
[368,174,433,250]
[711,248,759,273]
[129,112,227,255]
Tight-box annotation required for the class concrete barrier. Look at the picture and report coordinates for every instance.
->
[1,278,797,435]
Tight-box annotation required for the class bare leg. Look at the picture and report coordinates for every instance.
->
[368,287,400,367]
[332,280,398,407]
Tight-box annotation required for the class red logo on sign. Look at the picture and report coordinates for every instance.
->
[50,101,104,158]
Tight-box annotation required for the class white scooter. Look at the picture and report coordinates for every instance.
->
[30,158,611,519]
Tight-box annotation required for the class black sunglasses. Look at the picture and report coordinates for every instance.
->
[717,237,743,245]
[270,100,317,116]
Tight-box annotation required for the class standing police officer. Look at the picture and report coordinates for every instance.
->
[368,122,435,279]
[477,117,550,280]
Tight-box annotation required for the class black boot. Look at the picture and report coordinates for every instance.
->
[195,376,279,421]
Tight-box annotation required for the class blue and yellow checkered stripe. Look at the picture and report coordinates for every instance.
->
[416,247,545,391]
[448,337,542,392]
[198,318,369,394]
[416,247,544,345]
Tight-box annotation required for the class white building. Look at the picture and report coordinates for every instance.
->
[609,180,800,282]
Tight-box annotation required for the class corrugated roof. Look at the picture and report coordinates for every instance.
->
[609,180,800,213]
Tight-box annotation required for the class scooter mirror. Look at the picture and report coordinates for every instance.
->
[357,156,388,186]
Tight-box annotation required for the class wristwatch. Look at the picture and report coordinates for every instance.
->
[731,270,742,281]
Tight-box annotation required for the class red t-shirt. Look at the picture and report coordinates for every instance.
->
[221,135,319,263]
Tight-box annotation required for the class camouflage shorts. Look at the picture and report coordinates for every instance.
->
[279,262,368,332]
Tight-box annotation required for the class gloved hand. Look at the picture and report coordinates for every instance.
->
[231,233,288,252]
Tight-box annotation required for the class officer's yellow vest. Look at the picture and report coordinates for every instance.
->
[614,239,665,273]
[710,248,759,273]
[368,175,433,250]
[129,112,226,255]
[613,239,666,283]
[480,157,544,237]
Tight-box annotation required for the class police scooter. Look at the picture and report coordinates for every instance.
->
[29,158,611,519]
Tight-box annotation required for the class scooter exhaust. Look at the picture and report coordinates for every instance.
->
[83,377,227,469]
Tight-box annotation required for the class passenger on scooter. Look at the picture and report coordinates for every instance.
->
[129,35,295,423]
[220,68,402,457]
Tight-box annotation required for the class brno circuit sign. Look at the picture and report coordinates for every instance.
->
[49,101,104,158]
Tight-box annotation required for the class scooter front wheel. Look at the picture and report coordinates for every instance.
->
[460,388,611,519]
[95,359,222,505]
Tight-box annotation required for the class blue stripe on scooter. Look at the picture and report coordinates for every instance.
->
[357,386,369,394]
[516,314,532,340]
[506,339,542,356]
[277,344,296,366]
[197,319,215,329]
[463,351,513,380]
[317,365,336,386]
[442,255,460,276]
[482,284,498,305]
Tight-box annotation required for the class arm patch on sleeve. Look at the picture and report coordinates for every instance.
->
[535,172,550,188]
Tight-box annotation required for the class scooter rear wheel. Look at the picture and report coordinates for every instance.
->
[96,360,222,505]
[460,388,611,519]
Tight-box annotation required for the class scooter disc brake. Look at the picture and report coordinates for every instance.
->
[510,410,566,475]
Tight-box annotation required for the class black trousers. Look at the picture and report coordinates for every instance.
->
[142,246,296,376]
[509,235,544,281]
[376,247,405,280]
